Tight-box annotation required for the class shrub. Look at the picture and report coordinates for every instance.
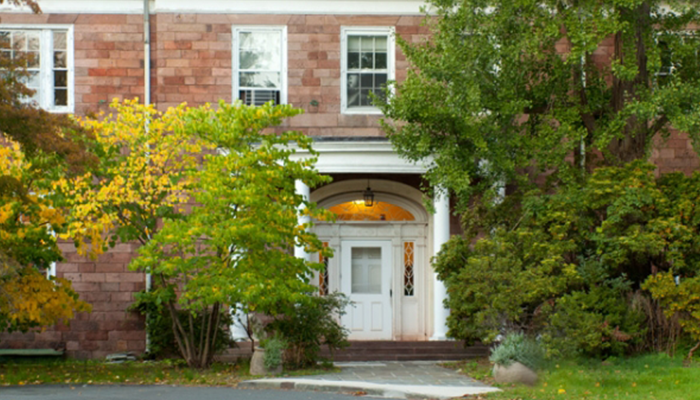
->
[438,162,700,357]
[489,332,544,370]
[267,292,350,369]
[129,290,234,360]
[261,334,286,370]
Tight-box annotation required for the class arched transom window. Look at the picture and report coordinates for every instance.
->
[328,200,415,221]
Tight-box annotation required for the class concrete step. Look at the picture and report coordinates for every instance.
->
[321,341,488,362]
[216,341,489,363]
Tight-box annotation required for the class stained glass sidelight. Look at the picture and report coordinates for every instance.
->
[403,242,415,296]
[319,242,329,296]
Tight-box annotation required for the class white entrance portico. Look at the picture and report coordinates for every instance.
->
[291,140,451,341]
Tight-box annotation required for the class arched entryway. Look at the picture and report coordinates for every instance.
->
[311,180,430,340]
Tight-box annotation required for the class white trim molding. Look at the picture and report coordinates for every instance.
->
[0,0,428,15]
[340,26,396,115]
[291,140,432,174]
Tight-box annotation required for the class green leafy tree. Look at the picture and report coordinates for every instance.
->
[435,162,700,356]
[378,0,700,356]
[379,0,700,212]
[130,101,332,368]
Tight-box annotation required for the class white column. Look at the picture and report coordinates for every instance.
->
[431,187,450,341]
[294,180,311,261]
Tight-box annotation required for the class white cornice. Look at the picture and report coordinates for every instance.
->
[291,141,432,174]
[2,0,428,15]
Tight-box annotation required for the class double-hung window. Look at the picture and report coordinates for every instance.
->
[341,27,395,114]
[0,26,73,112]
[232,26,287,106]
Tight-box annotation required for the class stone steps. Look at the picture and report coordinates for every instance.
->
[322,341,489,361]
[216,340,489,363]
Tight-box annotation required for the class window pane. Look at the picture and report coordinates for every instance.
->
[53,31,67,50]
[348,52,359,69]
[348,36,361,51]
[360,52,373,69]
[238,31,280,70]
[0,32,10,49]
[351,247,382,294]
[54,51,66,68]
[375,36,388,51]
[404,242,415,296]
[361,73,373,88]
[54,70,67,87]
[361,37,375,51]
[239,51,257,69]
[27,51,40,68]
[13,32,26,50]
[319,242,329,296]
[27,32,40,51]
[375,73,388,89]
[239,71,280,88]
[54,88,67,106]
[347,88,360,107]
[375,52,387,69]
[360,89,372,106]
[328,201,415,221]
[25,71,40,88]
[347,73,359,89]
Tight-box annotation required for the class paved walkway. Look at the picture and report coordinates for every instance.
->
[239,361,499,399]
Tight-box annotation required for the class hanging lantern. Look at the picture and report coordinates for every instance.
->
[363,182,375,207]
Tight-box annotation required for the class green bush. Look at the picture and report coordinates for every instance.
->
[261,334,286,370]
[267,292,350,368]
[490,332,544,370]
[438,162,700,358]
[129,290,234,359]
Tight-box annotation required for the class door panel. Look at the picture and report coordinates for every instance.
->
[341,240,392,340]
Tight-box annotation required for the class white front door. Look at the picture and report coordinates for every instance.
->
[340,240,392,340]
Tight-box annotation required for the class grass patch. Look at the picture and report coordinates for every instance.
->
[0,357,339,387]
[0,359,247,387]
[450,353,700,400]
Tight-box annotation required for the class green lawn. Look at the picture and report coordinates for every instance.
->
[452,353,700,400]
[0,359,247,386]
[0,357,338,387]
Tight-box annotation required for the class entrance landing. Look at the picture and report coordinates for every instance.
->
[239,360,499,399]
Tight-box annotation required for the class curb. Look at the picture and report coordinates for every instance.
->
[238,378,500,399]
[238,380,388,398]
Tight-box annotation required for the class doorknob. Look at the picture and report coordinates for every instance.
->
[390,289,392,298]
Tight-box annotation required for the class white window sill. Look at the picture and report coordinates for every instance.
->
[342,107,384,116]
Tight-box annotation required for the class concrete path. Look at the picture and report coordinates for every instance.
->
[239,361,500,399]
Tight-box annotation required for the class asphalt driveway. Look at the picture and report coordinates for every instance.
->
[0,385,359,400]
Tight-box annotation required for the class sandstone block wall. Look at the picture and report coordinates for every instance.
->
[0,8,698,359]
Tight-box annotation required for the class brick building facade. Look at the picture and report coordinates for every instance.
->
[0,0,698,359]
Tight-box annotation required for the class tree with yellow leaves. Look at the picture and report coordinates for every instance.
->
[0,140,90,332]
[56,98,214,257]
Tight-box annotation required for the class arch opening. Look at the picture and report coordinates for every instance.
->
[328,200,415,221]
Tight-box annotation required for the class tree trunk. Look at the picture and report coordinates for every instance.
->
[607,2,652,164]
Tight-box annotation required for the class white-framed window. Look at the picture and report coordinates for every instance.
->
[341,26,395,114]
[232,26,287,106]
[0,25,74,113]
